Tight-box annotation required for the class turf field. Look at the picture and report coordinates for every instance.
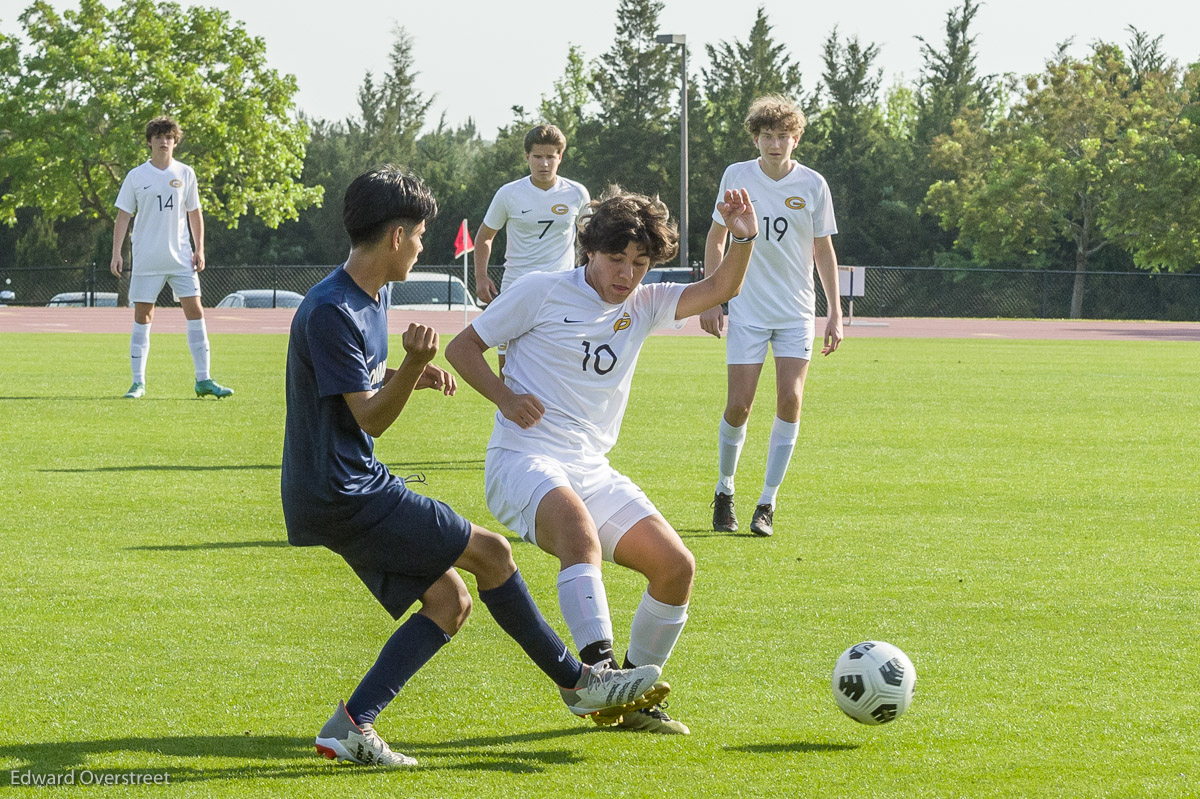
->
[1,332,1197,798]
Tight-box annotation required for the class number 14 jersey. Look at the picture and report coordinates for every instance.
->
[713,159,837,328]
[471,266,687,460]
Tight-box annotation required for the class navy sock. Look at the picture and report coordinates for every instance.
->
[478,569,584,688]
[345,612,450,727]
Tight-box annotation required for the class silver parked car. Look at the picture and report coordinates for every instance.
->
[215,289,305,308]
[389,273,480,311]
[47,292,118,307]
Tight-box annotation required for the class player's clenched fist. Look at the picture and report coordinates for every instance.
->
[403,323,439,364]
[499,393,545,429]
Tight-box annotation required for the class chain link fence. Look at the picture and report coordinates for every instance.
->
[3,263,1198,321]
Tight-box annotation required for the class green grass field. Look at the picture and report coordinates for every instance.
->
[1,331,1197,798]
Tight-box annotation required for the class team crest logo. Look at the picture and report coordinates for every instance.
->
[785,196,806,209]
[169,179,183,188]
[613,312,632,333]
[551,204,569,215]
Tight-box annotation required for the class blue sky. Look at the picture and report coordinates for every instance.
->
[3,0,1197,135]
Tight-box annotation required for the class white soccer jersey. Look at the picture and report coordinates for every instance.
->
[471,267,687,460]
[115,160,201,276]
[713,159,837,328]
[482,176,591,286]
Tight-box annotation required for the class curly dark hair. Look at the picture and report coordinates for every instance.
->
[145,116,183,144]
[577,187,679,265]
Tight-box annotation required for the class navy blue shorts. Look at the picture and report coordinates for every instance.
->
[323,483,472,619]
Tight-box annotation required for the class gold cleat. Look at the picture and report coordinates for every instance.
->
[590,680,672,727]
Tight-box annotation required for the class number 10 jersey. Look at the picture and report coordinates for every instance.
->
[470,266,687,460]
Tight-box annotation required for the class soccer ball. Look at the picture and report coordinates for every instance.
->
[831,641,916,725]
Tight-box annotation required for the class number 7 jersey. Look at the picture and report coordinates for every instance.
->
[471,267,687,460]
[713,159,837,328]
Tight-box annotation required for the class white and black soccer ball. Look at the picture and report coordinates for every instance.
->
[831,641,916,725]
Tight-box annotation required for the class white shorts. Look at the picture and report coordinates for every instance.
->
[484,447,658,562]
[129,271,201,304]
[726,319,815,364]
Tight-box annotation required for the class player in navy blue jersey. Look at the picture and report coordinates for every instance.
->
[281,166,660,768]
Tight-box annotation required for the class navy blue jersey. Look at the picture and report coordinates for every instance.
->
[282,266,396,545]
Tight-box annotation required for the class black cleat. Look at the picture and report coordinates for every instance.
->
[750,504,774,537]
[712,492,738,532]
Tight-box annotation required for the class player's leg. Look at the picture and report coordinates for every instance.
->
[713,322,770,531]
[608,514,693,734]
[752,327,814,536]
[124,274,166,397]
[454,522,659,718]
[176,279,233,398]
[318,568,467,767]
[533,486,618,668]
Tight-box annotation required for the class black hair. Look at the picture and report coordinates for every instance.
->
[342,165,438,247]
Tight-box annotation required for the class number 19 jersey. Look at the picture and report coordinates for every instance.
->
[713,159,837,328]
[470,267,686,460]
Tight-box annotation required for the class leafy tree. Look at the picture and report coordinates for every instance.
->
[927,41,1200,318]
[351,25,432,167]
[538,45,593,146]
[805,29,900,265]
[696,7,806,264]
[913,0,998,148]
[580,0,677,195]
[0,0,320,239]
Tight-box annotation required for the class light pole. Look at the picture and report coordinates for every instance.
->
[655,33,689,277]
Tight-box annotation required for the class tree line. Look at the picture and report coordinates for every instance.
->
[2,0,1198,316]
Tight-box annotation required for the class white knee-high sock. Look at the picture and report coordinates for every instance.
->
[130,322,151,383]
[716,417,747,495]
[186,318,210,381]
[556,563,614,652]
[759,416,800,506]
[626,591,689,669]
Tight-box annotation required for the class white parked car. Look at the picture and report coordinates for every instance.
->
[389,273,480,311]
[215,289,305,308]
[47,291,118,307]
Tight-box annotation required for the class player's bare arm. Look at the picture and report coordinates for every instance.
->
[473,224,500,303]
[698,221,731,337]
[445,326,545,429]
[814,235,843,355]
[383,364,457,395]
[188,207,206,272]
[676,188,758,321]
[110,210,132,277]
[344,323,440,437]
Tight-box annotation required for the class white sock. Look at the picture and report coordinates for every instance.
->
[556,563,613,653]
[626,591,689,669]
[130,322,151,383]
[186,318,210,381]
[716,417,747,495]
[759,416,800,506]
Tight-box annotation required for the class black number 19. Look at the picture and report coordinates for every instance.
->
[761,216,788,241]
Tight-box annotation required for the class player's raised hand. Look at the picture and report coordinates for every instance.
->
[499,392,545,429]
[402,323,439,365]
[717,188,757,242]
[416,363,457,395]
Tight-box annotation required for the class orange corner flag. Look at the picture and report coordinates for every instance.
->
[454,219,474,258]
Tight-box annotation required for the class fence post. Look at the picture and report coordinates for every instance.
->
[1040,270,1048,318]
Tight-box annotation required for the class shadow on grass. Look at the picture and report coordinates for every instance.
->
[385,459,486,472]
[128,540,291,552]
[42,464,280,473]
[0,727,593,782]
[675,528,751,539]
[726,742,859,755]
